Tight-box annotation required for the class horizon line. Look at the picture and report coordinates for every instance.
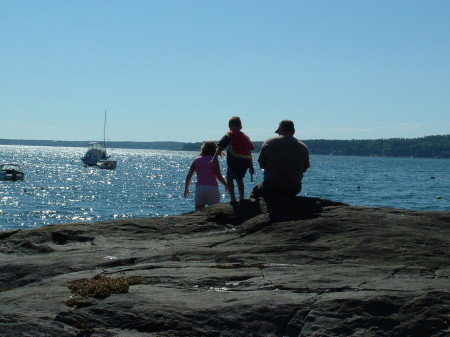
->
[1,134,450,144]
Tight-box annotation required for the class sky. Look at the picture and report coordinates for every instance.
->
[1,1,449,142]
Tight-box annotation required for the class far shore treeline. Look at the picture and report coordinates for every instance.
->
[1,135,449,158]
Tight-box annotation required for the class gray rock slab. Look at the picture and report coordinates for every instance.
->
[1,197,449,336]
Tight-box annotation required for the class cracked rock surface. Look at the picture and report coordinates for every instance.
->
[1,197,449,336]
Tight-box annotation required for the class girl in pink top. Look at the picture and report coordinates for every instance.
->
[184,141,228,210]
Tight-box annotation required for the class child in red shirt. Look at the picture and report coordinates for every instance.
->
[212,117,254,202]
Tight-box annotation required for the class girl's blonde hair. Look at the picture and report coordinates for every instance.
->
[200,141,217,156]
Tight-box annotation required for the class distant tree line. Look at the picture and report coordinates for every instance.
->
[1,135,449,158]
[305,135,450,158]
[182,135,450,158]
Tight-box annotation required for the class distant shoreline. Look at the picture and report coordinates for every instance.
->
[1,135,450,158]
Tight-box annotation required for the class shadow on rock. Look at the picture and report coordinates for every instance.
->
[205,198,266,227]
[263,196,347,223]
[234,196,347,236]
[206,196,346,232]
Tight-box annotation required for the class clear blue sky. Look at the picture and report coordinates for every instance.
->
[1,1,449,142]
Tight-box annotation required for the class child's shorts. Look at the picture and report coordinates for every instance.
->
[195,185,221,206]
[226,167,248,180]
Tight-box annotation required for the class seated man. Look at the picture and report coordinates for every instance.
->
[251,120,310,199]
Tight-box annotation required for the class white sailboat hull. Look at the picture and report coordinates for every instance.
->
[81,111,117,169]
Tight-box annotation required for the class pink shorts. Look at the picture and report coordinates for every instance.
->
[195,185,221,206]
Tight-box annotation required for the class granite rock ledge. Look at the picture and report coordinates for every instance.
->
[0,197,449,337]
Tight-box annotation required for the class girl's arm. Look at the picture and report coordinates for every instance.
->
[213,159,228,192]
[184,162,196,198]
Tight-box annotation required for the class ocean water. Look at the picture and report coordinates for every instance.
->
[1,145,449,231]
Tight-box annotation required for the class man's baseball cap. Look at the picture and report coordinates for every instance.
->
[275,120,295,133]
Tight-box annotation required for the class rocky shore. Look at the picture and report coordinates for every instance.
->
[1,197,449,336]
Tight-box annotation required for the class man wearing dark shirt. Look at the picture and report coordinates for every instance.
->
[251,120,310,198]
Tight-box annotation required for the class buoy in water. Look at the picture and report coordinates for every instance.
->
[436,196,442,199]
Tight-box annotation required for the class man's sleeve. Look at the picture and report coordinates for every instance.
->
[258,142,268,168]
[302,145,310,172]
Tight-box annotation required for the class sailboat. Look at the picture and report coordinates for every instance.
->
[81,110,117,169]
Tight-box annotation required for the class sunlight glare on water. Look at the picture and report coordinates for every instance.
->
[0,145,449,230]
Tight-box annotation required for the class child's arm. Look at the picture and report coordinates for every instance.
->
[210,145,224,163]
[249,156,255,181]
[247,136,255,177]
[184,161,196,198]
[213,159,228,192]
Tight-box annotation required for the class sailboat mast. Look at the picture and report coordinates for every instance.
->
[103,110,107,146]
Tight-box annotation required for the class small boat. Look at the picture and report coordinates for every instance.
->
[81,110,117,168]
[81,142,109,166]
[97,160,117,170]
[0,163,25,181]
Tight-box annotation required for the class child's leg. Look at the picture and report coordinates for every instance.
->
[195,186,207,210]
[237,178,245,201]
[227,177,236,202]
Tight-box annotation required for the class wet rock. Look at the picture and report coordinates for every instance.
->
[0,197,449,336]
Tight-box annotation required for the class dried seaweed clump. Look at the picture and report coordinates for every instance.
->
[67,274,141,299]
[0,287,13,293]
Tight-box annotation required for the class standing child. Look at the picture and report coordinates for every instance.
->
[212,116,254,202]
[184,141,228,210]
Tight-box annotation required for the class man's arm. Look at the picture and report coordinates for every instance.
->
[302,162,309,173]
[257,142,268,169]
[302,147,310,173]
